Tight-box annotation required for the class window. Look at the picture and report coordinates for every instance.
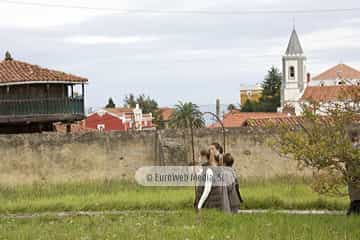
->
[97,124,105,132]
[289,66,295,79]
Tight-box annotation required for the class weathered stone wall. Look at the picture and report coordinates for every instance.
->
[0,128,308,185]
[0,132,157,185]
[159,128,308,179]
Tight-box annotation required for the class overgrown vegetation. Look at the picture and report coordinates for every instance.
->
[272,86,360,213]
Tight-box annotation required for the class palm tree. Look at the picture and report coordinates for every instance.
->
[169,101,205,164]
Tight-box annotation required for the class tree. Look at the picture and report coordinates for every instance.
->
[105,98,116,108]
[260,66,282,108]
[123,94,163,128]
[227,104,238,112]
[241,66,282,112]
[241,100,259,112]
[272,86,360,214]
[4,51,13,61]
[169,101,205,129]
[169,101,205,164]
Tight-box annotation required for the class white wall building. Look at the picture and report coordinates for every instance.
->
[279,28,360,115]
[280,28,308,115]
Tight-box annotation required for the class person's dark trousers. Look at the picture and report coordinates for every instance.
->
[347,200,360,215]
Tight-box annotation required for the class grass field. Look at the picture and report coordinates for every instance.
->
[1,210,359,239]
[0,177,349,214]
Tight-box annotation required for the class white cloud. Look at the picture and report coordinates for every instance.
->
[302,27,360,51]
[1,0,349,29]
[64,35,160,45]
[0,0,125,29]
[1,0,359,106]
[344,18,360,24]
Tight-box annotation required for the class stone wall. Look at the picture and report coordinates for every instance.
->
[0,128,307,185]
[159,128,307,179]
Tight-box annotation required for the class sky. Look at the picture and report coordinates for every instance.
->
[0,0,359,109]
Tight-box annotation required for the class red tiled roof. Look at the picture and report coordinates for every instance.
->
[312,64,360,81]
[246,116,306,128]
[208,111,290,128]
[159,107,174,121]
[246,115,360,128]
[0,59,87,84]
[300,86,360,102]
[105,108,133,116]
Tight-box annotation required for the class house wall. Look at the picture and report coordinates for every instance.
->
[240,89,262,106]
[0,128,309,185]
[85,113,126,132]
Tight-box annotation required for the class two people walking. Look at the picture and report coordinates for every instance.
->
[194,143,243,213]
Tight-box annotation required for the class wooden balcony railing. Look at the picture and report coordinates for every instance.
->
[0,97,85,117]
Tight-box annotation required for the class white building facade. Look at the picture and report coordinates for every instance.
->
[279,28,360,115]
[280,28,308,115]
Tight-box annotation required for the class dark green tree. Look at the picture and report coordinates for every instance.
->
[241,100,257,112]
[259,66,282,112]
[4,51,13,61]
[105,98,116,108]
[123,94,136,108]
[241,66,282,112]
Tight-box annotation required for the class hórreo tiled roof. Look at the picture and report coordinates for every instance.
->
[0,59,87,84]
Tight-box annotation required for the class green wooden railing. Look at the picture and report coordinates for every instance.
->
[0,98,84,116]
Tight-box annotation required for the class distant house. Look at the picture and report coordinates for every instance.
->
[0,53,88,133]
[208,111,290,128]
[240,83,263,107]
[85,104,153,132]
[158,107,174,128]
[310,64,360,87]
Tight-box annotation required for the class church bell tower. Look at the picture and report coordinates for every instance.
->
[281,28,307,111]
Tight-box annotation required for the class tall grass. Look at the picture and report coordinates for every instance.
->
[0,177,349,214]
[1,211,359,239]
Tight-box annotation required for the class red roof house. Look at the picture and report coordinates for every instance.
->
[158,107,174,128]
[209,111,290,128]
[159,107,174,121]
[312,64,360,82]
[85,105,153,132]
[300,85,359,102]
